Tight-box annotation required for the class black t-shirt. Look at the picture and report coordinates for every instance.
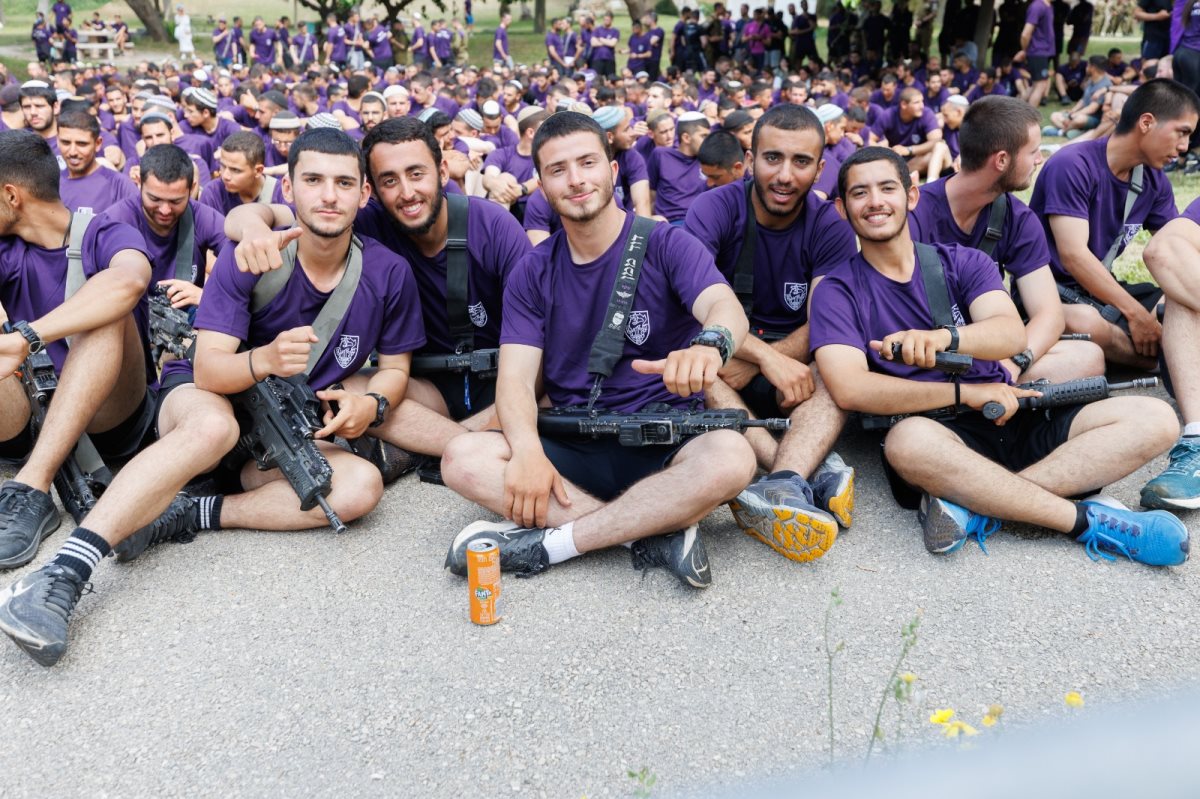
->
[1138,0,1172,45]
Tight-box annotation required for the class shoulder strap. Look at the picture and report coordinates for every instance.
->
[914,242,954,329]
[257,175,277,204]
[585,215,658,406]
[1100,164,1143,270]
[976,192,1006,260]
[249,234,365,375]
[731,180,757,316]
[444,192,473,352]
[173,203,195,282]
[65,207,96,301]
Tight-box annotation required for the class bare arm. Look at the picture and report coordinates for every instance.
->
[1010,266,1067,368]
[30,249,150,343]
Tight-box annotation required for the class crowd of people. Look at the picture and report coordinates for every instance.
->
[0,3,1197,669]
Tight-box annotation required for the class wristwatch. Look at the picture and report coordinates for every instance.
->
[4,321,45,354]
[366,393,389,427]
[690,326,734,366]
[1011,349,1034,374]
[939,324,959,352]
[519,182,529,197]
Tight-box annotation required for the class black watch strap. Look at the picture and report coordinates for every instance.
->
[367,393,388,427]
[939,324,959,352]
[1012,349,1034,374]
[5,320,44,353]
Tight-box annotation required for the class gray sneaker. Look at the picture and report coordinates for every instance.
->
[0,481,61,570]
[630,525,712,588]
[811,452,855,529]
[0,563,86,667]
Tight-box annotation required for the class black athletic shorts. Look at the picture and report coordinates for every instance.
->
[881,403,1086,509]
[1021,280,1162,327]
[540,434,690,502]
[0,387,157,465]
[1027,55,1050,81]
[738,374,784,420]
[425,371,497,421]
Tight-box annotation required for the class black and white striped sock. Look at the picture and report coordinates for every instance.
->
[51,528,111,581]
[196,495,223,531]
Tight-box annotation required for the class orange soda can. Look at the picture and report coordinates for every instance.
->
[467,540,501,625]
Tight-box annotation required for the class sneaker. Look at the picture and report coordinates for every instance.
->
[1041,124,1061,137]
[347,436,421,485]
[630,525,711,588]
[114,493,200,563]
[0,481,61,570]
[1078,496,1189,567]
[812,452,855,529]
[729,475,838,563]
[1142,438,1200,510]
[444,520,549,578]
[917,494,1001,555]
[0,563,86,667]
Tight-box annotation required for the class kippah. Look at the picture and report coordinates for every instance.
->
[306,112,341,129]
[517,105,544,123]
[592,104,626,130]
[564,101,592,115]
[383,85,409,99]
[481,99,502,117]
[362,91,385,105]
[260,90,288,109]
[417,107,442,123]
[506,80,524,91]
[190,87,218,110]
[814,104,844,124]
[651,81,672,93]
[456,108,484,130]
[945,94,970,108]
[677,111,707,122]
[144,95,176,112]
[269,111,302,130]
[140,111,173,126]
[634,71,649,79]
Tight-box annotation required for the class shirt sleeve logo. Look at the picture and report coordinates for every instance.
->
[334,334,360,368]
[783,281,808,311]
[626,310,651,345]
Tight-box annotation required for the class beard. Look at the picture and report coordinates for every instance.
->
[994,159,1032,194]
[753,175,805,218]
[298,206,352,239]
[551,175,615,224]
[391,187,444,236]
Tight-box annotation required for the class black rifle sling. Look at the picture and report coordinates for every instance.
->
[444,192,473,352]
[977,192,1006,260]
[250,233,365,374]
[731,180,757,315]
[585,215,658,409]
[173,204,196,281]
[915,242,954,329]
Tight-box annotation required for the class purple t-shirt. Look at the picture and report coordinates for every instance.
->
[194,235,426,391]
[369,26,392,62]
[943,125,961,159]
[213,27,237,59]
[199,177,289,215]
[685,183,857,334]
[627,32,651,72]
[1025,0,1057,57]
[432,29,453,61]
[292,31,318,63]
[869,89,902,109]
[250,28,277,64]
[809,242,1011,386]
[480,124,519,150]
[523,188,560,236]
[615,147,649,211]
[327,24,347,62]
[502,213,727,412]
[102,196,225,288]
[646,147,705,222]
[179,116,240,148]
[353,195,528,354]
[483,146,535,205]
[0,215,148,374]
[493,26,509,60]
[873,106,940,147]
[591,26,620,61]
[910,177,1050,280]
[924,86,949,111]
[814,138,856,199]
[950,68,980,94]
[59,166,138,213]
[1029,136,1177,285]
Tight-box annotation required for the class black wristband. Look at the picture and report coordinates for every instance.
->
[940,324,959,352]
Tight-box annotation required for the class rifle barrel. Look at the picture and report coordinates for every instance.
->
[744,419,791,430]
[317,495,347,534]
[1110,378,1159,391]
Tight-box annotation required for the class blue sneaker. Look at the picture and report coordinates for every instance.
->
[1141,438,1200,510]
[729,475,838,563]
[812,452,855,529]
[917,494,1001,555]
[1079,497,1189,567]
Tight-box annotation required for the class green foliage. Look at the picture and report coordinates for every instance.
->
[654,0,679,17]
[627,766,657,798]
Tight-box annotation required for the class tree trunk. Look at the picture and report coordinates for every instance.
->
[973,0,995,68]
[624,0,656,22]
[535,0,545,33]
[126,0,170,42]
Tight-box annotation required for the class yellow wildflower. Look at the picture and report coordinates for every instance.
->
[988,704,1004,718]
[981,715,997,728]
[942,720,979,738]
[1065,691,1085,708]
[929,708,955,725]
[901,672,917,685]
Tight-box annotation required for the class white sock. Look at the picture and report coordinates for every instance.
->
[1183,423,1200,438]
[542,522,580,564]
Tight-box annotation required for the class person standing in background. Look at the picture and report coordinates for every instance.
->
[175,5,195,62]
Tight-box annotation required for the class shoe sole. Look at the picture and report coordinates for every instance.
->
[918,497,967,555]
[1140,488,1200,511]
[0,508,62,570]
[729,493,837,563]
[445,519,521,576]
[0,596,62,667]
[823,471,855,529]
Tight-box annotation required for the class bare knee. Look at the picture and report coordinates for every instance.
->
[176,409,240,456]
[884,418,943,480]
[442,431,508,494]
[331,456,384,521]
[684,429,757,498]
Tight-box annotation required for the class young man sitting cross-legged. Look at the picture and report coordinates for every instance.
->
[810,146,1188,565]
[0,128,427,667]
[441,111,757,588]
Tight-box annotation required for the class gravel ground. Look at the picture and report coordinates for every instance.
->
[1,388,1198,798]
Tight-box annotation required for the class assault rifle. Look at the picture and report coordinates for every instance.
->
[230,375,347,534]
[982,377,1159,419]
[1057,284,1122,324]
[538,406,789,447]
[410,347,499,375]
[14,350,112,523]
[860,344,976,431]
[148,286,195,361]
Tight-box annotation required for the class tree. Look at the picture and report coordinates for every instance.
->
[535,0,545,33]
[973,0,997,67]
[125,0,170,42]
[623,0,658,22]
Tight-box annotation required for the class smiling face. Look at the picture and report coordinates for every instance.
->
[752,124,823,220]
[536,130,617,225]
[368,138,448,236]
[140,174,192,236]
[837,157,918,243]
[58,125,100,177]
[284,150,368,239]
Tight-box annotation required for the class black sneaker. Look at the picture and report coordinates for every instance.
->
[0,481,61,570]
[444,520,550,578]
[347,436,422,484]
[114,493,201,563]
[630,525,712,589]
[0,563,87,667]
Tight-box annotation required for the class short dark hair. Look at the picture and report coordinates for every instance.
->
[57,110,101,139]
[361,116,443,187]
[751,103,824,154]
[1115,78,1200,135]
[677,115,709,140]
[140,143,195,189]
[958,96,1040,172]
[837,145,911,199]
[1088,54,1108,71]
[0,130,60,202]
[19,85,56,105]
[518,109,549,136]
[288,127,364,180]
[531,111,611,171]
[698,130,745,169]
[221,130,267,166]
[347,74,370,99]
